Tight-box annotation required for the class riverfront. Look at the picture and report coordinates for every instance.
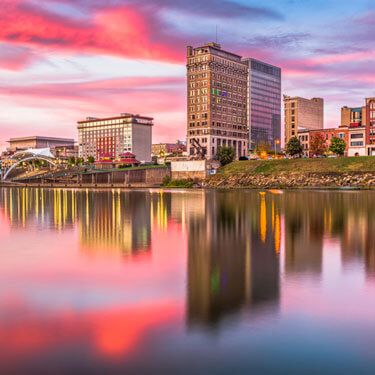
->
[3,157,375,190]
[1,187,375,373]
[207,157,375,189]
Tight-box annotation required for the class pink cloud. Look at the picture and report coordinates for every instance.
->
[0,44,39,70]
[0,1,185,64]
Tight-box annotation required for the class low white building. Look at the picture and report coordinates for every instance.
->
[348,127,366,157]
[77,113,153,163]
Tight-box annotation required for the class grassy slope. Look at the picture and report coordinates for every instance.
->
[218,157,375,176]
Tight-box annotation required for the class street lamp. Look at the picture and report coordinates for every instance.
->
[274,139,280,158]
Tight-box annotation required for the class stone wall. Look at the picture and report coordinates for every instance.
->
[171,170,207,180]
[206,172,375,189]
[80,167,169,186]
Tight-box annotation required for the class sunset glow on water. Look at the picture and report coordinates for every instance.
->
[1,188,375,373]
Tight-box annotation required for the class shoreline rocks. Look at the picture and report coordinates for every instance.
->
[205,172,375,189]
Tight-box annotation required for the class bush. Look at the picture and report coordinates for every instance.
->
[162,177,194,188]
[165,179,194,188]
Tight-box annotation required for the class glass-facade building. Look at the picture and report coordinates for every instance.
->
[243,58,281,151]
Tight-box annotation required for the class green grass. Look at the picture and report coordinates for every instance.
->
[218,157,375,176]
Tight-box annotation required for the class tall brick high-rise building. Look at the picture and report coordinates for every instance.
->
[186,43,249,160]
[284,96,324,144]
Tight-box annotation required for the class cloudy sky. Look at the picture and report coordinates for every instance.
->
[0,0,374,149]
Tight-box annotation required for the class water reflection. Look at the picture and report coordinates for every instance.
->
[1,188,375,372]
[187,192,280,327]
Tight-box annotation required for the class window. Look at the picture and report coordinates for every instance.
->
[351,133,363,139]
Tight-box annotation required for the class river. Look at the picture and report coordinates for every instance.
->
[0,188,375,373]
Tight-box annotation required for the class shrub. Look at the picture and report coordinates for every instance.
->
[162,175,171,186]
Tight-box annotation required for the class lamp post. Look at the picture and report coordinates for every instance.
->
[274,139,280,158]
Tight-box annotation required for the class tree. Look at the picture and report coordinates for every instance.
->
[216,146,235,165]
[310,133,327,156]
[76,157,84,166]
[87,156,95,164]
[67,156,76,166]
[286,136,303,157]
[329,137,346,156]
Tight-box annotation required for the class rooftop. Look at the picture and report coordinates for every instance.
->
[8,136,75,143]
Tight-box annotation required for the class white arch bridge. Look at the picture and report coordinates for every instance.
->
[1,148,57,181]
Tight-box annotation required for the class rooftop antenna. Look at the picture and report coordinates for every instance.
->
[215,25,218,44]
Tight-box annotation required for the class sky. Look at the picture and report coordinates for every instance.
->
[0,0,374,150]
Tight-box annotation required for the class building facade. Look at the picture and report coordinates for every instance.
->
[365,98,375,154]
[186,43,249,160]
[341,98,375,156]
[243,58,281,151]
[152,141,187,157]
[348,126,366,156]
[7,136,74,152]
[298,127,348,157]
[77,113,153,163]
[341,106,364,127]
[284,96,324,145]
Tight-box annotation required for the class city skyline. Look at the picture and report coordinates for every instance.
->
[0,0,374,151]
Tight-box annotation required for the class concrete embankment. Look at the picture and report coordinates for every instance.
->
[0,165,170,189]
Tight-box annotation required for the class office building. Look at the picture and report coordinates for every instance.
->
[243,58,281,151]
[186,43,249,160]
[284,96,324,144]
[77,113,153,162]
[186,43,282,159]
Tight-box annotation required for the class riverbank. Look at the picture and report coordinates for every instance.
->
[3,157,375,190]
[206,157,375,189]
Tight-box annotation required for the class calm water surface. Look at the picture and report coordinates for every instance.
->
[1,188,375,374]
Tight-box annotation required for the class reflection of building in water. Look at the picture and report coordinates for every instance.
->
[283,192,375,279]
[284,193,324,275]
[339,194,375,279]
[170,191,206,231]
[187,192,280,328]
[148,190,206,232]
[247,193,280,307]
[0,187,76,229]
[77,190,152,256]
[150,191,172,231]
